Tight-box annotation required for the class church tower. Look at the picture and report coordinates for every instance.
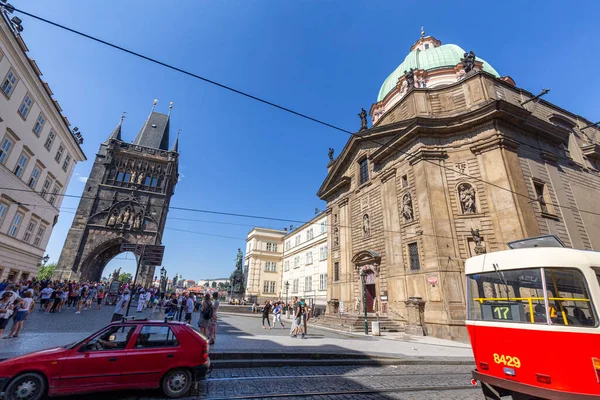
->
[55,102,179,285]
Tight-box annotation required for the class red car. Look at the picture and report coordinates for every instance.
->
[0,318,210,400]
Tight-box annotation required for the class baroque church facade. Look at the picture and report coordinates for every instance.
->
[54,104,179,286]
[318,32,600,340]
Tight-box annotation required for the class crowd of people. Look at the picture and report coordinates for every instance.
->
[257,297,310,339]
[0,278,223,345]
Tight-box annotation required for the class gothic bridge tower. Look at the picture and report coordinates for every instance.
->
[55,103,179,285]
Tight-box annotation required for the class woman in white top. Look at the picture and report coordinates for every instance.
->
[8,291,34,338]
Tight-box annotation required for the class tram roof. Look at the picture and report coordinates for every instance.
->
[465,247,600,275]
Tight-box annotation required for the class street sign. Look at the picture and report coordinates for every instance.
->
[120,242,144,256]
[141,245,165,265]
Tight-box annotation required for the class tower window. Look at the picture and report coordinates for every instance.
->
[424,43,430,49]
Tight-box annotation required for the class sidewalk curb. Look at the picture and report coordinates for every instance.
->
[210,357,475,369]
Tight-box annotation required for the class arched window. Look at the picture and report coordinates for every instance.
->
[116,170,124,182]
[144,176,151,186]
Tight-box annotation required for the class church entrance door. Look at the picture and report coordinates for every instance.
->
[364,270,376,312]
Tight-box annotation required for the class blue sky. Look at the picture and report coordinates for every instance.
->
[17,0,599,281]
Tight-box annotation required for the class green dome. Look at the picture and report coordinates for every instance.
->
[377,43,500,102]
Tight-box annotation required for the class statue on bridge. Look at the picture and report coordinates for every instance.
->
[229,248,246,299]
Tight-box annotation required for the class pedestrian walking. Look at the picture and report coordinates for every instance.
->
[208,292,220,344]
[289,296,299,337]
[0,292,14,339]
[291,299,306,339]
[39,284,53,311]
[8,292,34,338]
[111,289,130,322]
[261,300,272,329]
[136,289,146,313]
[198,293,213,336]
[272,302,285,328]
[184,293,194,324]
[97,288,105,309]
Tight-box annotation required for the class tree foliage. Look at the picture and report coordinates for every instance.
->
[211,281,217,288]
[38,263,56,281]
[118,272,133,283]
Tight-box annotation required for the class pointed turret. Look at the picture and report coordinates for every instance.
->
[171,130,179,153]
[106,116,123,142]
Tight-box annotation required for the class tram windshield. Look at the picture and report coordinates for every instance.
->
[467,267,597,327]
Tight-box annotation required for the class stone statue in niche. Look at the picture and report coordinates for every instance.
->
[402,193,414,222]
[328,148,334,161]
[362,214,370,238]
[461,51,476,73]
[116,212,124,225]
[128,213,135,225]
[133,214,142,229]
[107,210,117,226]
[130,170,137,183]
[333,226,340,247]
[137,173,144,185]
[121,206,131,224]
[459,183,477,214]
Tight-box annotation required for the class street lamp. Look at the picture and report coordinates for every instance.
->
[360,268,368,335]
[160,266,167,298]
[285,281,289,307]
[42,254,50,265]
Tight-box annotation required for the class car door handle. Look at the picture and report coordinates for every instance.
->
[109,358,117,362]
[166,354,174,358]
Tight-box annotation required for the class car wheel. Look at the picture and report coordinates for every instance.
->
[162,368,192,398]
[4,372,47,400]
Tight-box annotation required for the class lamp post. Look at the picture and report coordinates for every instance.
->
[360,268,368,335]
[285,281,289,307]
[160,266,167,299]
[42,254,50,266]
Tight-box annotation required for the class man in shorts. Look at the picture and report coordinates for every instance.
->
[184,292,194,324]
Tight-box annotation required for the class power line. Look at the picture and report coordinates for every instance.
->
[8,6,600,224]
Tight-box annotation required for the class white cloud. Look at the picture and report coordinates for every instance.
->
[75,173,88,183]
[178,173,185,183]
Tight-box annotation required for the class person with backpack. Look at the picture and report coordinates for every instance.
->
[291,299,306,339]
[198,293,213,336]
[261,300,273,329]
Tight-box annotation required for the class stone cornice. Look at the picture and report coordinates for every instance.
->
[408,149,448,166]
[541,150,559,164]
[581,144,600,161]
[470,135,519,155]
[337,196,350,207]
[318,176,351,201]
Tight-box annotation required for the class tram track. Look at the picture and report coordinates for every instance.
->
[202,384,479,399]
[206,371,473,381]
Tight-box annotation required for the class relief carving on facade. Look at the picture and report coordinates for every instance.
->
[401,193,414,223]
[458,183,477,214]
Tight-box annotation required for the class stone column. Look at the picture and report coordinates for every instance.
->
[338,197,353,306]
[404,297,426,336]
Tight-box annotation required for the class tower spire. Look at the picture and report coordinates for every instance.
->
[106,112,125,142]
[171,129,180,153]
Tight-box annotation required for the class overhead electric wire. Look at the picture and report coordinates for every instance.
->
[8,6,600,224]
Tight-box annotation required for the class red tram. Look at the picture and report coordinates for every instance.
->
[466,241,600,399]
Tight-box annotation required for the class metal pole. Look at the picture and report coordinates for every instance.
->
[125,247,144,317]
[362,273,368,335]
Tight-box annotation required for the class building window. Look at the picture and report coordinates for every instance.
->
[266,242,277,252]
[319,245,328,261]
[54,144,64,163]
[304,276,312,292]
[401,174,408,188]
[28,165,41,189]
[40,178,51,198]
[295,235,301,246]
[8,212,24,237]
[533,181,548,213]
[408,242,420,270]
[306,228,313,241]
[0,202,8,227]
[292,279,299,293]
[263,281,276,294]
[294,255,300,268]
[14,153,29,178]
[49,183,60,206]
[285,240,291,250]
[264,261,277,272]
[306,251,313,265]
[0,136,14,164]
[32,113,46,136]
[17,93,34,119]
[62,154,71,172]
[43,131,55,151]
[359,158,369,185]
[22,220,37,243]
[151,177,158,187]
[424,43,430,49]
[1,69,18,98]
[333,262,340,282]
[284,260,290,272]
[33,226,46,247]
[319,274,327,290]
[320,220,327,234]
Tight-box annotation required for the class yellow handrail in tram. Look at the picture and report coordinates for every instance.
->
[473,297,590,324]
[549,270,568,325]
